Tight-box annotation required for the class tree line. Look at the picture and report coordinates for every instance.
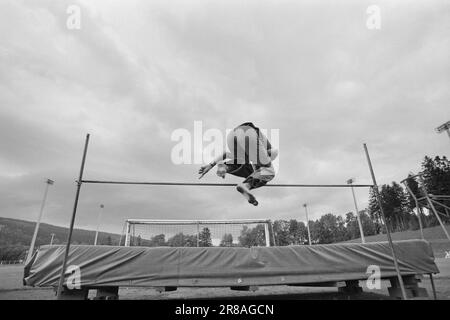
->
[276,155,450,245]
[168,155,449,247]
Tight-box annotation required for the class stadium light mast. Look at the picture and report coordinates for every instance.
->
[94,204,104,246]
[435,120,450,143]
[303,203,312,245]
[26,179,54,263]
[50,233,55,245]
[347,178,365,243]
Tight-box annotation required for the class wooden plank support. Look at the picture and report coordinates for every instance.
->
[94,286,119,300]
[337,280,363,294]
[57,287,89,300]
[288,281,338,287]
[388,275,428,299]
[155,286,178,293]
[230,286,259,292]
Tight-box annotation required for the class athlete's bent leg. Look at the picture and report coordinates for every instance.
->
[236,182,258,206]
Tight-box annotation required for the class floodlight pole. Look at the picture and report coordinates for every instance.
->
[264,223,271,247]
[56,134,90,299]
[347,178,365,243]
[196,222,200,247]
[94,204,104,246]
[363,143,407,300]
[50,233,55,245]
[26,178,54,263]
[303,204,312,245]
[435,120,450,143]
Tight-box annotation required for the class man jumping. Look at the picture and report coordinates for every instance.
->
[198,122,278,206]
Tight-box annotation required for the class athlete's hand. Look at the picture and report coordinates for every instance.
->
[198,164,213,179]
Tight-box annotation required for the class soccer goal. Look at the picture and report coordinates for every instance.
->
[120,219,274,248]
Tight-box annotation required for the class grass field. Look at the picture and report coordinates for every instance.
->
[1,258,449,300]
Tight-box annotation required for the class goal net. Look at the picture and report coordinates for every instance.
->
[121,219,273,248]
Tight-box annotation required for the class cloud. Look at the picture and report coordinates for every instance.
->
[0,0,449,233]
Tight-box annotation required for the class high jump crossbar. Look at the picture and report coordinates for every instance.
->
[81,180,373,188]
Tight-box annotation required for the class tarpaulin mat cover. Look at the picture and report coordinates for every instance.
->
[23,240,439,288]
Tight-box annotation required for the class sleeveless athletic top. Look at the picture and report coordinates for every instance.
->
[233,122,272,168]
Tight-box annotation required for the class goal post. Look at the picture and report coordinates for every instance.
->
[122,219,273,248]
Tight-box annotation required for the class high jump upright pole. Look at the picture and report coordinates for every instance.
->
[401,178,425,240]
[363,143,407,300]
[56,134,90,298]
[418,174,450,242]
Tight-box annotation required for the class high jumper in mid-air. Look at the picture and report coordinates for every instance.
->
[198,122,278,206]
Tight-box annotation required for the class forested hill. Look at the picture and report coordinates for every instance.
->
[0,217,121,248]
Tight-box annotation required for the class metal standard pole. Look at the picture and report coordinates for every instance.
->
[26,178,54,263]
[50,233,55,245]
[429,273,437,300]
[196,222,200,247]
[347,178,365,243]
[269,221,277,246]
[56,134,90,298]
[402,181,425,240]
[430,199,450,212]
[264,223,270,247]
[418,200,449,216]
[418,175,450,242]
[94,204,104,245]
[303,204,312,245]
[415,201,425,241]
[363,143,408,300]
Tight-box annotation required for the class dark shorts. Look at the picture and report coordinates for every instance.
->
[223,161,275,190]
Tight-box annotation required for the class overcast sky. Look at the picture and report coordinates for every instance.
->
[0,0,449,235]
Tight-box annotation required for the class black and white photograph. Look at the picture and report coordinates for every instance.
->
[0,0,449,310]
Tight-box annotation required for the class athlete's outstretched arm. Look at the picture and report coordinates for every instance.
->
[198,151,232,179]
